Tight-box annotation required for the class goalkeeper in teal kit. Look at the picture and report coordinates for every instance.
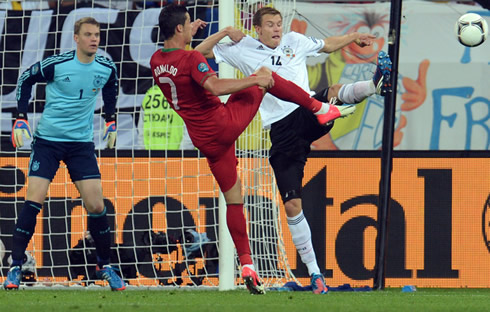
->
[4,17,125,291]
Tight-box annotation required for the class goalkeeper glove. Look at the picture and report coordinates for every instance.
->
[103,115,117,149]
[11,112,32,148]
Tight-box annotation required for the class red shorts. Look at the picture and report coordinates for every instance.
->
[196,86,264,192]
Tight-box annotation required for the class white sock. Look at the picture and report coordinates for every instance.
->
[287,210,320,276]
[338,80,375,104]
[314,102,331,115]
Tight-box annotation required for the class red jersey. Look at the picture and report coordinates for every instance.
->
[151,48,266,192]
[150,48,224,146]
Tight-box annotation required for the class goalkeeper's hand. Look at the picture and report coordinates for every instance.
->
[103,119,116,149]
[11,113,32,148]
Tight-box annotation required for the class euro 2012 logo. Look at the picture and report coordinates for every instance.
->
[197,62,209,73]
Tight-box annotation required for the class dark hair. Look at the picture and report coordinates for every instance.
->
[253,7,282,27]
[159,3,188,40]
[74,17,100,35]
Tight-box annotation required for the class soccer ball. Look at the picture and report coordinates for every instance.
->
[454,13,488,47]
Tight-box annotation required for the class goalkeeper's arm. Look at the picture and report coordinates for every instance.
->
[101,61,119,149]
[12,62,47,148]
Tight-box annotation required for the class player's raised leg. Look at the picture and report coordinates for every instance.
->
[255,67,356,125]
[324,51,393,107]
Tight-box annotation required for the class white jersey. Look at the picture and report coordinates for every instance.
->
[213,32,324,127]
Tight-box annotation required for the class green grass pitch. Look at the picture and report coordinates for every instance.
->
[1,288,489,312]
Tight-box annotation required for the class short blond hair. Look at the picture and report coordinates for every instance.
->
[74,17,100,35]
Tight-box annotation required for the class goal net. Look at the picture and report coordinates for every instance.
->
[0,0,296,289]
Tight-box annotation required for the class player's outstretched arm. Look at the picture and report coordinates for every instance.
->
[320,32,376,53]
[195,26,245,59]
[203,74,273,96]
[191,19,208,36]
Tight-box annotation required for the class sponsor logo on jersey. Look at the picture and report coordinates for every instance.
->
[62,76,71,82]
[281,46,295,59]
[93,75,105,88]
[197,62,209,73]
[256,45,264,50]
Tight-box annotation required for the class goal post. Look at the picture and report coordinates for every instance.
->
[374,0,403,291]
[217,0,236,292]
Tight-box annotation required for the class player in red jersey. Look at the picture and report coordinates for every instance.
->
[150,4,355,295]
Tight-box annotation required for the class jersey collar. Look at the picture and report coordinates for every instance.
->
[253,37,278,51]
[161,48,180,52]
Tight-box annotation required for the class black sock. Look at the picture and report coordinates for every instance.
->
[88,207,111,267]
[11,200,42,267]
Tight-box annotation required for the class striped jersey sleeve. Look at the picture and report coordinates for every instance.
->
[16,51,75,114]
[96,55,119,120]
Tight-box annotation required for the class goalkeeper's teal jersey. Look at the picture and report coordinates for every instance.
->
[16,50,118,142]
